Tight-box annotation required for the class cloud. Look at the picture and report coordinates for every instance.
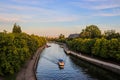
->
[97,13,120,17]
[0,2,80,23]
[11,0,41,5]
[0,13,32,23]
[70,0,120,10]
[92,8,120,16]
[90,4,120,10]
[0,3,56,15]
[10,0,56,6]
[29,15,80,23]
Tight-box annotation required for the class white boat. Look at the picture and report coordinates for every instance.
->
[58,59,64,69]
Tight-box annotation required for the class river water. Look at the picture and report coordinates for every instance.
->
[36,43,120,80]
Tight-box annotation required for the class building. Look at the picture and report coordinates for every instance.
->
[68,33,80,38]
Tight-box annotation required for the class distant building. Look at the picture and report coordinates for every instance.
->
[68,33,80,38]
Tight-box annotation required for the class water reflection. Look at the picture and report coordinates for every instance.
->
[70,56,120,80]
[36,43,120,80]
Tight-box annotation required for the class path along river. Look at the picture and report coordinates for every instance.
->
[36,43,120,80]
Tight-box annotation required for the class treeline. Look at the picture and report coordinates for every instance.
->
[0,24,46,76]
[56,25,120,61]
[66,38,120,61]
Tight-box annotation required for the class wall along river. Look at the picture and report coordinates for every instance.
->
[36,43,120,80]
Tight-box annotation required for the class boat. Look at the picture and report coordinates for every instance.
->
[58,59,65,67]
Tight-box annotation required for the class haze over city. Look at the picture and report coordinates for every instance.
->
[0,0,120,37]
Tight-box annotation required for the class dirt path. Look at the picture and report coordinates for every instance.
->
[16,46,44,80]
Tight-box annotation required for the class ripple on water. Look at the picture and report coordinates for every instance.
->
[36,43,119,80]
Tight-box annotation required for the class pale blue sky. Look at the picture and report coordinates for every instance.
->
[0,0,120,37]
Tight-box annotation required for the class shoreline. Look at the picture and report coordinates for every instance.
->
[59,43,120,75]
[16,46,45,80]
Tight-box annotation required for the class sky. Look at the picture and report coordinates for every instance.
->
[0,0,120,37]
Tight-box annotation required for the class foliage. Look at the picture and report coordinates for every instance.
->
[66,38,95,54]
[59,34,65,39]
[104,30,120,39]
[92,38,109,58]
[0,32,46,76]
[56,25,120,63]
[66,38,120,61]
[12,23,22,33]
[80,25,101,38]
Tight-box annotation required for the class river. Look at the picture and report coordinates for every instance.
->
[36,43,120,80]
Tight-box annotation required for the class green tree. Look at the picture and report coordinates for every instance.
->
[108,39,120,60]
[0,31,46,76]
[104,30,120,39]
[12,23,22,33]
[59,34,65,39]
[80,25,101,38]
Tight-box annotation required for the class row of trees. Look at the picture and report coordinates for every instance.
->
[56,25,120,62]
[0,24,46,76]
[56,25,120,41]
[79,25,120,39]
[66,38,120,61]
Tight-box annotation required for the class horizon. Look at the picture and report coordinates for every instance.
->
[0,0,120,37]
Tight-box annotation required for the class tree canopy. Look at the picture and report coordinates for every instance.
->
[80,25,101,38]
[56,25,120,63]
[104,30,120,39]
[12,23,22,33]
[59,34,65,39]
[0,24,46,76]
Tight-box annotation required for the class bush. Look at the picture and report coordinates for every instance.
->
[0,32,46,76]
[66,38,120,61]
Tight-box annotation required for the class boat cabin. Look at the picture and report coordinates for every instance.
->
[58,59,64,67]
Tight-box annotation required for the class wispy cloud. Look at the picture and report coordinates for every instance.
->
[0,14,28,23]
[0,3,80,23]
[97,12,120,17]
[10,0,42,5]
[0,3,56,15]
[0,0,120,36]
[10,0,56,6]
[29,15,80,23]
[70,0,120,10]
[92,8,120,16]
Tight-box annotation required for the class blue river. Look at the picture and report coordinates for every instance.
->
[36,43,120,80]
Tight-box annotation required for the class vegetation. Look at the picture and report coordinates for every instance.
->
[104,30,120,40]
[59,34,65,39]
[12,23,22,33]
[0,24,46,76]
[56,25,120,62]
[66,38,120,61]
[80,25,101,38]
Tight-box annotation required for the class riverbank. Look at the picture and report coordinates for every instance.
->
[16,46,45,80]
[59,43,120,75]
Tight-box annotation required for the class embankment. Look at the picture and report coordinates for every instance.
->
[61,43,120,75]
[16,46,45,80]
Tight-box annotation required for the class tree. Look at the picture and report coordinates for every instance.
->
[104,30,120,39]
[12,23,22,33]
[59,34,65,39]
[80,25,101,38]
[0,32,46,76]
